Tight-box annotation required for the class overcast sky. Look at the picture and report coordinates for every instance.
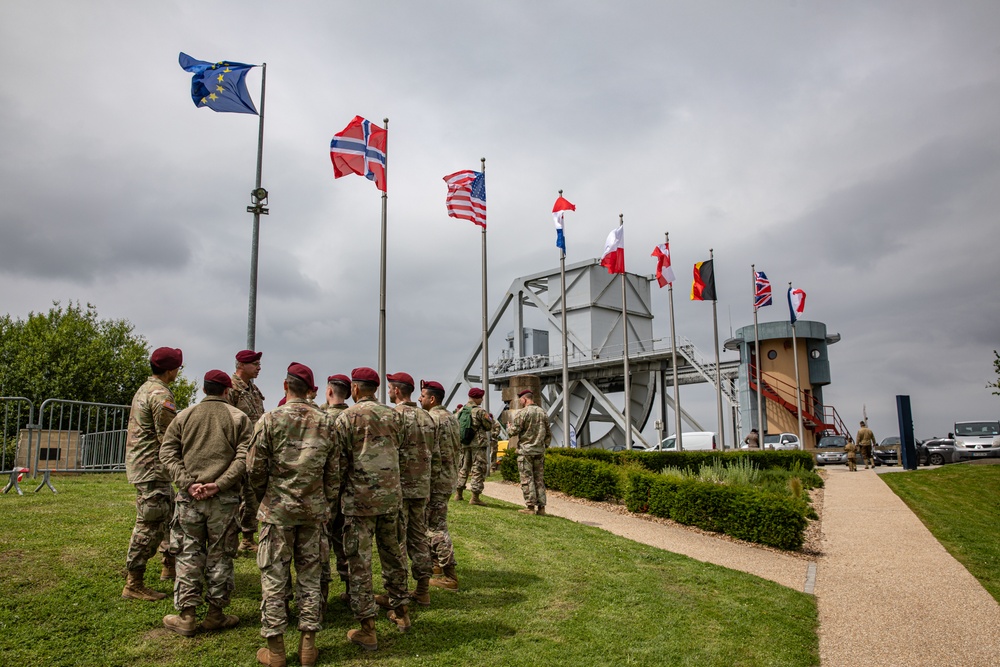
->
[2,0,999,442]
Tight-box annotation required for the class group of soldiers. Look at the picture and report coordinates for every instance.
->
[121,346,551,666]
[845,420,878,471]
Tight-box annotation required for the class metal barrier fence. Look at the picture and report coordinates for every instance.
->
[2,397,36,494]
[34,399,131,473]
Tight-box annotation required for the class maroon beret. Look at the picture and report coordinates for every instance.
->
[287,362,317,393]
[151,347,183,371]
[204,369,233,388]
[277,396,287,407]
[518,389,533,398]
[456,404,464,410]
[327,374,351,387]
[468,387,485,399]
[236,350,262,363]
[421,380,444,393]
[387,372,415,388]
[351,367,380,385]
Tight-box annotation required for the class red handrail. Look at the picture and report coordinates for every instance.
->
[748,364,845,436]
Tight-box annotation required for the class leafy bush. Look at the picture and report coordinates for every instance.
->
[548,447,816,474]
[499,450,519,482]
[544,454,620,501]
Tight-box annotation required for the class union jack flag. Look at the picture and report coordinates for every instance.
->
[754,270,773,309]
[330,116,387,191]
[443,170,486,228]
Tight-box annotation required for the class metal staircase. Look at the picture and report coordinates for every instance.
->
[677,343,737,405]
[748,364,848,436]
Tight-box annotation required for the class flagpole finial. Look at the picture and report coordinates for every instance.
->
[665,232,669,243]
[619,213,624,224]
[558,189,563,196]
[383,117,389,124]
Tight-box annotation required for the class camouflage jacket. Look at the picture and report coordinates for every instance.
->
[159,395,251,494]
[427,404,460,496]
[508,404,552,456]
[323,403,349,420]
[125,377,177,484]
[229,374,265,424]
[395,401,433,499]
[335,397,403,516]
[856,427,876,446]
[465,403,493,449]
[248,398,340,525]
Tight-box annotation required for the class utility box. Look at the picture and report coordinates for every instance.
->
[507,329,549,357]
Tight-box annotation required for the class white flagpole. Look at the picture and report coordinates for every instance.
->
[621,215,632,450]
[480,157,490,418]
[752,264,764,438]
[790,282,805,448]
[667,233,682,451]
[559,190,570,449]
[711,249,725,448]
[378,117,389,403]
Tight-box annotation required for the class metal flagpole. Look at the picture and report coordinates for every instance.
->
[752,264,764,438]
[667,233,682,451]
[560,190,570,449]
[378,117,389,403]
[480,157,490,417]
[710,248,725,448]
[246,62,268,350]
[791,282,805,448]
[620,214,632,450]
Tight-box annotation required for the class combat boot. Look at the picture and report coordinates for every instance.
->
[122,569,167,601]
[430,566,458,591]
[160,563,175,581]
[432,565,442,575]
[239,532,258,553]
[298,631,318,667]
[347,617,378,651]
[518,506,536,515]
[163,607,197,637]
[413,577,431,607]
[535,506,547,516]
[199,604,239,631]
[469,492,486,506]
[257,635,286,667]
[387,605,411,633]
[454,488,464,501]
[374,593,391,609]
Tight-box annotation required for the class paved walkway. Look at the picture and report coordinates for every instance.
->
[483,467,1000,666]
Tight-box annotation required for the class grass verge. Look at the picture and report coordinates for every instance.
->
[881,464,1000,603]
[0,474,819,666]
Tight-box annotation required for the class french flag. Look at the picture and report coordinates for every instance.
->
[552,196,575,256]
[600,223,625,274]
[788,286,806,323]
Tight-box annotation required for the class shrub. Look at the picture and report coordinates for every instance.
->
[548,447,815,473]
[545,454,621,501]
[499,451,519,482]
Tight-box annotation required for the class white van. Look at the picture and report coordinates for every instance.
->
[656,431,718,451]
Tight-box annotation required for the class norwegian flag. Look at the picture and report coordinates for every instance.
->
[754,271,773,309]
[443,170,487,227]
[788,286,806,323]
[330,116,387,191]
[651,243,675,287]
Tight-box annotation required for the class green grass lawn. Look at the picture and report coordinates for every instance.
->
[881,464,1000,603]
[0,474,818,666]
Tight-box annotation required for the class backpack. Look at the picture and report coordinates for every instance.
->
[458,405,476,445]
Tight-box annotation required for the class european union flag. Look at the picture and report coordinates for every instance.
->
[179,52,258,114]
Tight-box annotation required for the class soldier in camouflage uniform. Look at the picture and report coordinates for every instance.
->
[490,415,503,471]
[229,349,266,553]
[249,363,340,667]
[319,373,352,609]
[159,370,251,636]
[336,367,411,651]
[122,346,183,602]
[419,380,461,591]
[856,421,877,469]
[455,387,493,506]
[380,372,433,608]
[508,389,552,516]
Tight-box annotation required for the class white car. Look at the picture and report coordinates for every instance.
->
[953,421,1000,460]
[763,433,800,450]
[657,431,718,451]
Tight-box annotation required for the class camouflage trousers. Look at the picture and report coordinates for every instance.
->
[257,521,324,638]
[425,493,456,569]
[517,454,546,509]
[319,508,348,589]
[238,472,260,536]
[398,497,432,582]
[457,446,489,494]
[343,513,410,621]
[170,490,240,610]
[125,481,175,572]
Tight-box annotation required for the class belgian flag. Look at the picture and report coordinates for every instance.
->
[691,259,717,301]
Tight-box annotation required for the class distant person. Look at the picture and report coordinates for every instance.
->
[845,436,858,472]
[743,428,760,450]
[159,370,251,637]
[122,346,182,602]
[508,389,552,516]
[455,387,492,506]
[856,421,876,469]
[229,349,265,554]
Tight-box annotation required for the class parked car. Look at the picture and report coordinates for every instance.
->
[953,421,1000,460]
[814,434,882,466]
[612,443,647,452]
[873,436,901,466]
[657,431,718,451]
[763,432,800,450]
[918,438,962,466]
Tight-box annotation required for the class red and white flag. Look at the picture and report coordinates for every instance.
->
[443,170,486,228]
[788,286,806,323]
[600,224,625,274]
[651,243,675,287]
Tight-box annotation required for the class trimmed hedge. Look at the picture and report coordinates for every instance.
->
[548,447,816,473]
[499,450,519,482]
[544,454,620,501]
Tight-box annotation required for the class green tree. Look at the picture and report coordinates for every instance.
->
[0,301,196,408]
[990,350,1000,397]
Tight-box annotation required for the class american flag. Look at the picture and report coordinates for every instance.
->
[754,270,773,309]
[443,170,486,228]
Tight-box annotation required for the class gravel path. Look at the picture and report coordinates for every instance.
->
[484,466,1000,666]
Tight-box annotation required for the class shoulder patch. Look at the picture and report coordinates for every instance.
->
[163,400,177,412]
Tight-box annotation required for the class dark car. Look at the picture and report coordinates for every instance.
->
[873,436,901,466]
[918,438,962,466]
